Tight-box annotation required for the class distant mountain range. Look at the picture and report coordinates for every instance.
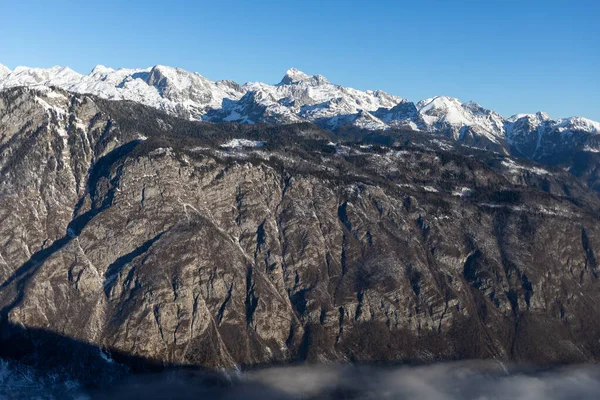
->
[1,62,599,162]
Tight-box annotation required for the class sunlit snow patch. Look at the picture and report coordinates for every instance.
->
[149,147,173,156]
[220,139,265,149]
[583,145,600,153]
[452,187,473,197]
[501,158,548,175]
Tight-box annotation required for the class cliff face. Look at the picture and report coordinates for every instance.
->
[1,87,600,374]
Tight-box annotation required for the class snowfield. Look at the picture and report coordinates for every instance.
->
[220,139,266,149]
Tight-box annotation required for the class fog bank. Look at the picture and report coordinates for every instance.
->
[2,359,600,399]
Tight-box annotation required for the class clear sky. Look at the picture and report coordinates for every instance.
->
[0,0,598,120]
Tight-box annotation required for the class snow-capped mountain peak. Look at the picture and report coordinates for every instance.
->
[209,68,404,128]
[555,116,600,134]
[0,63,10,79]
[536,111,551,121]
[415,96,506,142]
[144,64,245,111]
[417,95,460,110]
[280,67,311,84]
[505,111,600,161]
[505,112,600,138]
[89,64,115,75]
[1,65,83,88]
[507,111,551,123]
[278,68,330,87]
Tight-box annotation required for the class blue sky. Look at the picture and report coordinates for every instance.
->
[0,0,598,120]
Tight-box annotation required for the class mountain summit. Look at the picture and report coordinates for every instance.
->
[279,67,312,84]
[0,63,10,79]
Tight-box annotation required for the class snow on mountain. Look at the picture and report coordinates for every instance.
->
[210,68,405,129]
[70,65,246,119]
[507,112,551,124]
[278,67,312,85]
[0,62,598,150]
[351,110,389,130]
[69,66,162,103]
[0,64,246,121]
[145,65,244,112]
[505,112,600,161]
[504,112,548,150]
[220,138,266,149]
[554,116,600,135]
[0,65,83,88]
[415,96,506,143]
[0,63,10,79]
[208,87,302,125]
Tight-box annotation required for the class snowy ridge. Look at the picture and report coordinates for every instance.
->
[212,68,406,130]
[553,116,600,135]
[0,64,246,121]
[504,111,600,160]
[416,96,506,143]
[0,62,598,149]
[0,63,11,79]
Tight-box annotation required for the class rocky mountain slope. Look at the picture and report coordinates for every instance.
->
[1,86,600,381]
[1,62,598,162]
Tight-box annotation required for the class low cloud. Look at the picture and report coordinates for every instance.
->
[2,358,600,399]
[243,362,600,400]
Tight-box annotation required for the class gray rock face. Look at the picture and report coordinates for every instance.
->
[1,87,600,375]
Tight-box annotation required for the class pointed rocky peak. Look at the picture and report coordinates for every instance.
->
[417,96,463,112]
[507,114,528,122]
[417,96,468,126]
[215,79,244,93]
[149,64,181,76]
[462,101,505,120]
[278,68,329,86]
[370,89,405,104]
[418,96,502,121]
[90,65,115,76]
[351,110,388,130]
[279,68,310,84]
[0,63,11,79]
[536,111,551,121]
[147,64,174,83]
[146,64,216,89]
[509,112,551,123]
[145,65,188,94]
[463,100,482,111]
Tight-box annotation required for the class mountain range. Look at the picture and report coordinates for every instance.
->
[1,62,599,159]
[1,63,600,386]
